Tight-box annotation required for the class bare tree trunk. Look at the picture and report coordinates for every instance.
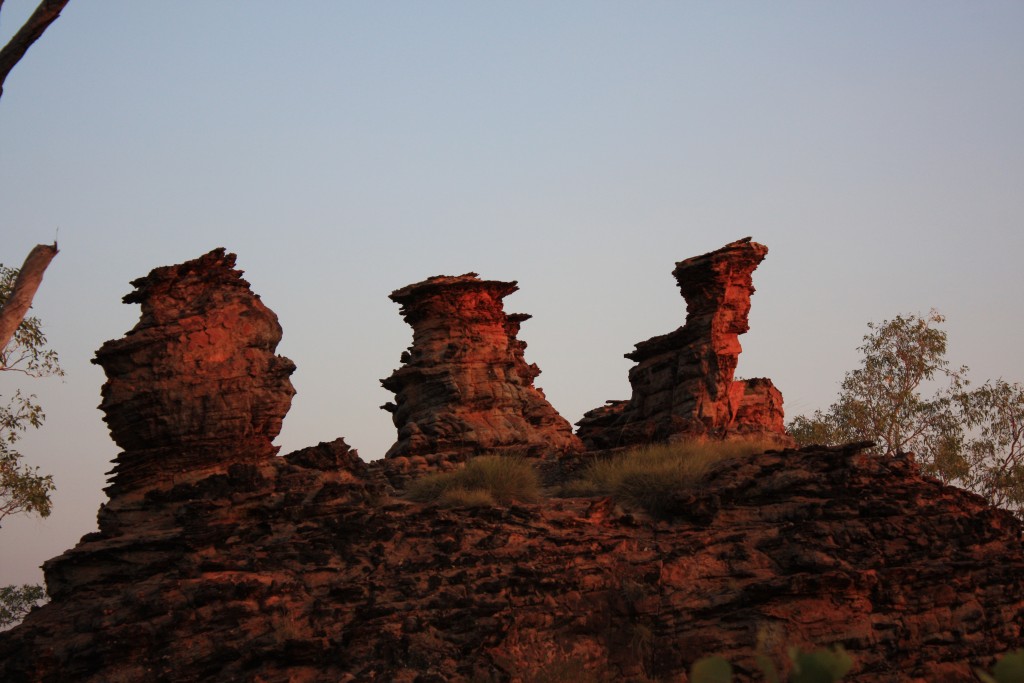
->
[0,0,71,101]
[0,243,58,362]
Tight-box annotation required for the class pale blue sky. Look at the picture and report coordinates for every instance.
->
[2,2,1022,585]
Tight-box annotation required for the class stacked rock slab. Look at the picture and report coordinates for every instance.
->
[577,238,790,450]
[3,443,1024,682]
[3,250,1024,682]
[92,248,297,501]
[381,273,582,459]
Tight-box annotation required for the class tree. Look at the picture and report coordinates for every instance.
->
[0,583,44,628]
[958,379,1024,513]
[788,310,967,457]
[1,0,70,628]
[0,0,71,101]
[789,310,1024,518]
[0,260,60,526]
[0,260,62,627]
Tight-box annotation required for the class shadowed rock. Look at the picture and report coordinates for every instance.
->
[577,238,791,449]
[2,250,1023,683]
[92,248,297,499]
[381,273,582,460]
[3,442,1024,682]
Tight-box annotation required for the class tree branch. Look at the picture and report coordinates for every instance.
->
[0,0,71,100]
[0,243,58,366]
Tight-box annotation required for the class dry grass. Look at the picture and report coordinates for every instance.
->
[406,455,541,506]
[563,439,773,517]
[437,487,496,507]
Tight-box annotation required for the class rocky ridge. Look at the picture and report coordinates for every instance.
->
[3,441,1022,682]
[1,245,1022,682]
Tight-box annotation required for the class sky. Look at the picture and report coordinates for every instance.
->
[1,2,1022,587]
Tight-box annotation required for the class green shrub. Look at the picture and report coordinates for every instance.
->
[563,439,772,517]
[690,656,733,683]
[978,650,1024,683]
[406,455,541,506]
[787,646,853,683]
[691,645,852,683]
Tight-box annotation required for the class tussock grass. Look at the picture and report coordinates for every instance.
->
[437,487,496,507]
[564,439,773,517]
[406,455,541,506]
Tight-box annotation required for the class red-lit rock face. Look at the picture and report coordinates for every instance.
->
[92,248,296,497]
[3,249,1023,683]
[4,443,1024,683]
[381,273,582,459]
[577,238,791,449]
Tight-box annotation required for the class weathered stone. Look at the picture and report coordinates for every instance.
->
[381,273,582,459]
[3,249,1023,683]
[3,442,1023,682]
[92,248,296,499]
[577,238,791,449]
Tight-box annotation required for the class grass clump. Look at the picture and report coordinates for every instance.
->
[406,455,541,506]
[564,439,773,517]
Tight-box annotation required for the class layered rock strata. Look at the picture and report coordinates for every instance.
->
[381,273,582,460]
[2,250,1023,682]
[2,443,1023,682]
[92,248,297,500]
[577,237,790,449]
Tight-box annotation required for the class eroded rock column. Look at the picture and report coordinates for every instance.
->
[577,237,790,449]
[93,248,296,498]
[381,273,582,459]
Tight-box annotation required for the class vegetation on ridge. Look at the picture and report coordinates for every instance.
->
[562,439,774,518]
[405,454,542,506]
[788,310,1024,519]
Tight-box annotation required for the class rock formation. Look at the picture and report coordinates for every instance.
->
[3,439,1023,682]
[2,248,1023,683]
[381,273,582,460]
[92,248,297,500]
[577,237,790,449]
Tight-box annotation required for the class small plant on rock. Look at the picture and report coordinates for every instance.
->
[690,645,852,683]
[978,650,1024,683]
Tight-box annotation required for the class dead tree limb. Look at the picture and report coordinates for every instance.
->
[0,0,71,101]
[0,243,58,363]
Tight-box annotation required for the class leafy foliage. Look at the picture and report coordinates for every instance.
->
[0,263,61,626]
[977,650,1024,683]
[0,264,59,527]
[0,583,45,628]
[406,455,541,506]
[690,656,733,683]
[562,440,772,518]
[690,646,852,683]
[788,311,1024,518]
[958,380,1024,513]
[788,310,965,458]
[0,435,54,524]
[787,647,853,683]
[0,265,62,378]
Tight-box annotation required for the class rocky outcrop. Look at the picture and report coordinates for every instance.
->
[381,273,582,460]
[92,248,297,500]
[577,238,790,450]
[3,441,1023,682]
[3,248,1023,683]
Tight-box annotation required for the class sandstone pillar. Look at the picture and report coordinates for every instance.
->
[381,273,582,459]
